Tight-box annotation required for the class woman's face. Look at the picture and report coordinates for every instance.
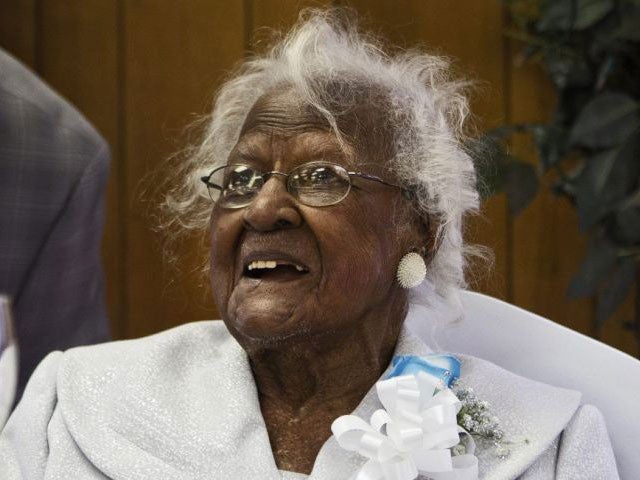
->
[209,89,422,346]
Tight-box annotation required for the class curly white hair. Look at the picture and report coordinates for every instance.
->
[161,8,480,311]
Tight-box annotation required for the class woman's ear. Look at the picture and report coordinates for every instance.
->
[406,208,437,262]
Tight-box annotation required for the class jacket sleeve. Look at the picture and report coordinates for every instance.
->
[13,139,111,402]
[555,404,619,479]
[0,351,63,479]
[0,48,112,402]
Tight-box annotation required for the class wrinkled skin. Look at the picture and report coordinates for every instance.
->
[209,88,428,473]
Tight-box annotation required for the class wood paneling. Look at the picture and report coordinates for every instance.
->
[0,1,636,356]
[123,0,244,338]
[38,0,122,338]
[508,44,635,355]
[509,54,594,336]
[0,0,37,68]
[249,0,332,50]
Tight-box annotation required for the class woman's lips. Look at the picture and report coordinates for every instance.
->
[239,251,312,283]
[246,259,307,272]
[244,264,310,282]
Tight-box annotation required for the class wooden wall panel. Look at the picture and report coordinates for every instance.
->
[249,0,332,51]
[508,57,595,336]
[339,0,510,299]
[37,0,122,338]
[0,0,37,68]
[123,0,245,338]
[509,57,636,356]
[510,49,595,335]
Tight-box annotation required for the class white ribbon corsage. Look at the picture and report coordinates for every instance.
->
[331,354,481,480]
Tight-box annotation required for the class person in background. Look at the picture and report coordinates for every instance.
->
[0,48,111,404]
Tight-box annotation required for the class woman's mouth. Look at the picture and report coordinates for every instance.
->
[243,259,310,282]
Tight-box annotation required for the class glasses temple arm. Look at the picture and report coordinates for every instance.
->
[200,176,223,191]
[348,171,403,189]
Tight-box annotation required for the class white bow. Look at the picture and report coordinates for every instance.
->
[331,372,478,480]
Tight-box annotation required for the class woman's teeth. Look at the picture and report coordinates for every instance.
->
[246,260,306,272]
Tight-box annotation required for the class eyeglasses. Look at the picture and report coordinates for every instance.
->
[200,161,404,208]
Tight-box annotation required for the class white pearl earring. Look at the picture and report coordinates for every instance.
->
[396,252,426,288]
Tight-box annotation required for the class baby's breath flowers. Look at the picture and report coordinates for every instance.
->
[452,383,515,459]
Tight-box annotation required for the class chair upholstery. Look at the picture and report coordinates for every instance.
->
[410,291,639,478]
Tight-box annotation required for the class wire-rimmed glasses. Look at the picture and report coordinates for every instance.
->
[200,161,403,209]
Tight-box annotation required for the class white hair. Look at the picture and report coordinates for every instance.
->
[161,8,481,311]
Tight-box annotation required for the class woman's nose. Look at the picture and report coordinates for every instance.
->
[242,176,302,231]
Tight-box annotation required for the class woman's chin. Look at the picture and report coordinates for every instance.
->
[226,304,310,346]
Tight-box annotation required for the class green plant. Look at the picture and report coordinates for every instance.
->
[477,0,640,352]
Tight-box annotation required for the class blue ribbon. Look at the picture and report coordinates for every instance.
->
[386,354,461,388]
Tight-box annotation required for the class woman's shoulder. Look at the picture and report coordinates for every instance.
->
[454,352,583,410]
[444,352,618,478]
[12,320,236,402]
[55,320,238,394]
[20,320,240,416]
[66,319,233,360]
[0,320,266,479]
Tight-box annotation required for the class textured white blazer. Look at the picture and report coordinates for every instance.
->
[0,312,619,479]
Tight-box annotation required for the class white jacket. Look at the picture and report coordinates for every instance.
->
[0,317,618,479]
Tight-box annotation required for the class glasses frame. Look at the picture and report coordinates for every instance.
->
[200,160,405,208]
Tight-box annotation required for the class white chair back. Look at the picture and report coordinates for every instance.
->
[409,291,640,479]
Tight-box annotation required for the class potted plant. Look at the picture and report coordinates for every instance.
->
[477,0,640,354]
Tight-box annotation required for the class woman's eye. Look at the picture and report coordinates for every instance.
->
[228,171,251,187]
[309,167,336,184]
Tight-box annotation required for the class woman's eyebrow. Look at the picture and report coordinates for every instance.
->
[297,141,349,161]
[229,143,268,164]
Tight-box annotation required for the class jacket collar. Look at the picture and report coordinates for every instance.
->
[309,310,582,480]
[57,314,580,480]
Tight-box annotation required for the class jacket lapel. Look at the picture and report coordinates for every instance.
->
[57,321,281,480]
[456,353,581,479]
[310,322,582,480]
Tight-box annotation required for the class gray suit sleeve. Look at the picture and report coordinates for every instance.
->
[0,351,63,479]
[0,48,112,402]
[13,140,111,402]
[555,404,619,479]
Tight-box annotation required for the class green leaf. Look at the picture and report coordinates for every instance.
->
[538,0,614,31]
[615,207,640,243]
[531,125,567,169]
[596,259,636,327]
[569,92,640,149]
[505,161,539,215]
[614,189,640,244]
[469,133,513,201]
[544,50,593,89]
[567,239,618,298]
[613,4,640,41]
[575,136,640,229]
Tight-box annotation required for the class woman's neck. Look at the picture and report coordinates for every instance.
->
[246,302,407,473]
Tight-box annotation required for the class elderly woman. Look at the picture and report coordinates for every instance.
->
[0,10,618,480]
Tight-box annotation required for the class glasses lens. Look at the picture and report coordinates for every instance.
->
[289,163,350,207]
[210,165,263,208]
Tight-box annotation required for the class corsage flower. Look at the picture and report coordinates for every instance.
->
[331,354,479,480]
